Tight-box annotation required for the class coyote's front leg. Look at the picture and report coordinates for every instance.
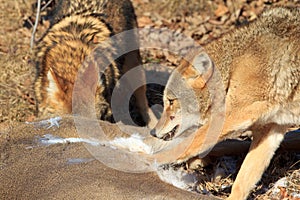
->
[227,125,285,200]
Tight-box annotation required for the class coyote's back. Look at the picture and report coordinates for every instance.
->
[206,6,300,104]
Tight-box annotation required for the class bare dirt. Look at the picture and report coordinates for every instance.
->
[0,0,299,199]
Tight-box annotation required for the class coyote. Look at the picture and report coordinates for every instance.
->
[34,0,156,126]
[151,7,300,199]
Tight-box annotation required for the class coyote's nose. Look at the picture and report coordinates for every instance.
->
[150,129,157,137]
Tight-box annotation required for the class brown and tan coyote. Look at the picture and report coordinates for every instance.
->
[151,7,300,200]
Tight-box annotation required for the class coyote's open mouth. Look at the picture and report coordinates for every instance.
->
[161,125,179,141]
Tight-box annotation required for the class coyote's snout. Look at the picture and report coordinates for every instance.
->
[152,6,300,200]
[150,53,212,141]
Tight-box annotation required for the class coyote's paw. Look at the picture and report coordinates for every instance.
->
[177,145,200,163]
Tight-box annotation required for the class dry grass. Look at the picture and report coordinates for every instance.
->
[0,0,36,123]
[170,151,300,199]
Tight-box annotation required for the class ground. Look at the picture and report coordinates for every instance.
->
[0,0,299,199]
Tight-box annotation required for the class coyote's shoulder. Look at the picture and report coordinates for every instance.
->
[152,6,300,200]
[206,6,300,97]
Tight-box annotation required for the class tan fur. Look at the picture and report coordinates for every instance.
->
[151,7,300,199]
[35,0,157,126]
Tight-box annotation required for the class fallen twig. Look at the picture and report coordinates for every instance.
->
[30,0,41,49]
[209,131,300,157]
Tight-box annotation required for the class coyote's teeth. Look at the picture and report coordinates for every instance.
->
[162,125,179,141]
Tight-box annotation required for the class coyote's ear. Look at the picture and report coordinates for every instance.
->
[187,52,214,89]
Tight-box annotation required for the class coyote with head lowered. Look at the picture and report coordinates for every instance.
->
[151,7,300,200]
[34,0,156,126]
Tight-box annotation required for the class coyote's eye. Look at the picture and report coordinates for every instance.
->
[168,98,177,110]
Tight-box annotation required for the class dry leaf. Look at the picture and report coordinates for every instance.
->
[214,4,229,17]
[137,16,153,27]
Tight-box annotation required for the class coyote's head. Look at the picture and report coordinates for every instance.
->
[151,51,214,141]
